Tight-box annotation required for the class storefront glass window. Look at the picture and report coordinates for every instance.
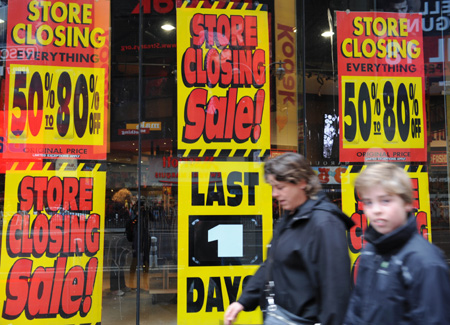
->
[0,0,449,324]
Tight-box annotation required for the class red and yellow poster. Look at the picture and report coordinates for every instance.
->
[341,165,431,284]
[336,12,427,162]
[177,161,272,324]
[0,162,106,324]
[176,2,270,157]
[3,0,110,160]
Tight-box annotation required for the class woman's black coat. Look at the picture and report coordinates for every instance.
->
[238,192,354,325]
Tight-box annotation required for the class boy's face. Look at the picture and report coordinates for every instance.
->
[360,184,413,234]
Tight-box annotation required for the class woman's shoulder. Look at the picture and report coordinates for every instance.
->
[310,199,353,229]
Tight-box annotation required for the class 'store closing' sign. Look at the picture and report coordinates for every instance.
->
[0,163,106,324]
[177,2,271,157]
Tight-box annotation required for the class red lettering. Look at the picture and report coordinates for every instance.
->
[131,0,174,14]
[49,214,63,256]
[245,16,257,47]
[182,48,265,88]
[153,0,172,14]
[204,14,217,47]
[61,266,84,317]
[3,259,32,319]
[234,96,254,141]
[230,15,245,47]
[183,88,207,142]
[318,168,330,184]
[18,176,34,212]
[349,212,367,254]
[34,177,48,212]
[191,14,205,46]
[63,177,79,211]
[85,214,100,255]
[252,49,265,86]
[416,211,428,240]
[2,256,98,319]
[206,48,221,85]
[277,23,294,43]
[79,178,93,211]
[7,214,23,255]
[17,177,94,213]
[205,96,227,141]
[183,88,264,143]
[6,214,100,257]
[70,216,85,255]
[49,257,67,314]
[190,13,257,48]
[32,214,48,256]
[28,266,54,317]
[217,15,231,47]
[47,177,63,212]
[81,258,98,315]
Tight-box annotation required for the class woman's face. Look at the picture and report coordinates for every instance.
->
[266,175,308,212]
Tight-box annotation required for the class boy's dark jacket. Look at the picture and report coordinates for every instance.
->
[344,215,450,324]
[238,192,354,325]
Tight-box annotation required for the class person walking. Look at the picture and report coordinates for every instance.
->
[344,163,450,324]
[224,152,354,325]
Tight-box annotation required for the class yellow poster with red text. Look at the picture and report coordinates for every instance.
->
[3,0,110,160]
[0,163,106,324]
[337,12,427,162]
[176,2,270,157]
[341,165,431,285]
[178,161,272,324]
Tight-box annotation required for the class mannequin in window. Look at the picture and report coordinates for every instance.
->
[109,188,133,295]
[383,0,408,12]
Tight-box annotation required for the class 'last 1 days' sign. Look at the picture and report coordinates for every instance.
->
[176,2,270,157]
[336,11,427,162]
[0,163,106,324]
[177,161,272,324]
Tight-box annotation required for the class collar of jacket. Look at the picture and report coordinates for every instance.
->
[281,191,355,230]
[364,213,417,254]
[282,192,328,228]
[287,197,319,225]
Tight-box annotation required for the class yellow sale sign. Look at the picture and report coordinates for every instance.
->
[337,11,426,162]
[176,2,271,157]
[4,0,110,160]
[177,161,273,324]
[0,162,106,324]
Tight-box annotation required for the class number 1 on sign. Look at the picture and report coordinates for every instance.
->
[208,224,243,258]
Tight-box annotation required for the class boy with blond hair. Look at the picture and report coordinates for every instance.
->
[344,163,450,324]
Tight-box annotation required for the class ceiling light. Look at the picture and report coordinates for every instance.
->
[321,31,334,37]
[161,24,175,31]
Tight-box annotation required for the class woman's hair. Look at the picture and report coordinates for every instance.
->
[355,163,413,204]
[112,188,132,205]
[264,152,321,198]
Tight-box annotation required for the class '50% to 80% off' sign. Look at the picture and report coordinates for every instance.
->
[8,65,105,146]
[341,76,424,149]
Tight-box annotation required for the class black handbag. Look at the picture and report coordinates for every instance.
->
[263,227,318,325]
